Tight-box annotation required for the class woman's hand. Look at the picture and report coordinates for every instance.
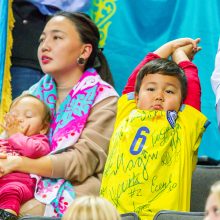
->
[0,154,20,177]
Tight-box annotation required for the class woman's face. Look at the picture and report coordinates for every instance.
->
[205,192,220,220]
[38,16,84,76]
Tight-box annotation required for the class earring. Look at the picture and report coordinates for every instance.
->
[77,57,85,65]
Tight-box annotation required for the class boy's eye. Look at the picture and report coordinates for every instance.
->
[166,90,174,94]
[146,88,155,91]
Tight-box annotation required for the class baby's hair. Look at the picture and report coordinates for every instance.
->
[62,196,121,220]
[10,94,51,125]
[210,181,220,204]
[135,58,187,101]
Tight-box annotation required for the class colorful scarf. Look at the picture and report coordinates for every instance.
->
[28,68,118,216]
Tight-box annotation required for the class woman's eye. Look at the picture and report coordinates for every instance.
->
[39,38,44,43]
[54,36,62,40]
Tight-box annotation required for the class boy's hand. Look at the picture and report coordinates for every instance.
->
[154,37,201,58]
[170,38,201,54]
[172,38,201,63]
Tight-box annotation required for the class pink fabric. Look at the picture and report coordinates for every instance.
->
[122,52,201,111]
[7,133,50,158]
[0,175,35,214]
[0,134,50,214]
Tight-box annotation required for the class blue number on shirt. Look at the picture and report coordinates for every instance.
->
[130,127,150,155]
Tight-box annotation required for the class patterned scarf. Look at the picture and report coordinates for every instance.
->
[28,68,118,216]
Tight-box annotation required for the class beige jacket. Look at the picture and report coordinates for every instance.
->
[20,95,118,215]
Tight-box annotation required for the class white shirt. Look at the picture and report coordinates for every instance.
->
[211,38,220,129]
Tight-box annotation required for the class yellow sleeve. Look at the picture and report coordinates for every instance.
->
[179,104,210,152]
[114,93,136,129]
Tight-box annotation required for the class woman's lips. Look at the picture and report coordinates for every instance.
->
[41,56,52,64]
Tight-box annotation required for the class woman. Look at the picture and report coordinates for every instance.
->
[0,11,118,217]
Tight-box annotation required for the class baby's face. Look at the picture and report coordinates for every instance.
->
[205,192,220,220]
[9,96,46,136]
[135,73,182,112]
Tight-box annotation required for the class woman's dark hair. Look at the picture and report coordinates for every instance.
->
[135,58,187,101]
[50,11,114,86]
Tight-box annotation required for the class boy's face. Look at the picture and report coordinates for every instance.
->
[10,97,48,136]
[135,73,182,112]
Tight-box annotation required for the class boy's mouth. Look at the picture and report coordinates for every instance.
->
[152,104,163,110]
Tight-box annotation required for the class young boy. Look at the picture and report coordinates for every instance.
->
[0,94,51,220]
[100,38,209,220]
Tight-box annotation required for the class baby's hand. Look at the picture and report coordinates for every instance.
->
[3,113,24,137]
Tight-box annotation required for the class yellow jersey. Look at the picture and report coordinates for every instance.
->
[100,93,209,220]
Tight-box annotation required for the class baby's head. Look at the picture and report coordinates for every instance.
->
[135,58,187,112]
[62,196,121,220]
[204,181,220,220]
[9,94,51,136]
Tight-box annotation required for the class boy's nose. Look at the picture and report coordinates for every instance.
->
[155,92,164,101]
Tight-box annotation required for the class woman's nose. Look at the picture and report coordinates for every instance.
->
[40,39,50,52]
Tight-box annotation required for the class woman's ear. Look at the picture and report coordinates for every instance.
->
[80,44,93,60]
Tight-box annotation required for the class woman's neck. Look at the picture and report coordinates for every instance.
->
[55,68,83,89]
[55,68,84,110]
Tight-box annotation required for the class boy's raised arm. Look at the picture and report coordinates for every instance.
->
[172,44,202,111]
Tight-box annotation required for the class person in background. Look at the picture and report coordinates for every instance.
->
[0,11,118,217]
[0,94,51,220]
[211,38,220,130]
[62,196,121,220]
[100,38,209,220]
[204,181,220,220]
[11,0,91,99]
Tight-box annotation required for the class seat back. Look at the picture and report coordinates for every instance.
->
[121,212,140,220]
[190,165,220,212]
[153,210,204,220]
[19,217,60,220]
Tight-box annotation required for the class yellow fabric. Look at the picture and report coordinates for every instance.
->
[0,0,13,127]
[101,93,208,220]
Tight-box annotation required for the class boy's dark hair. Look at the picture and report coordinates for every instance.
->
[135,58,187,101]
[11,94,51,125]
